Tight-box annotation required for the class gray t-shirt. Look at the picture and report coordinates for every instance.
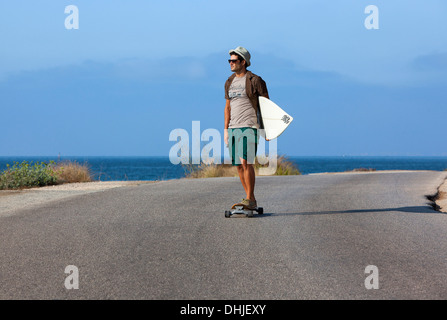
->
[228,75,259,129]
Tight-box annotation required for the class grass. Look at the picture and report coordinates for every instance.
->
[53,160,94,184]
[272,155,301,175]
[0,160,94,190]
[1,155,301,189]
[346,168,377,172]
[183,155,300,178]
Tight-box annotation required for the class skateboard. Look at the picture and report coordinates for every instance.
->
[225,202,264,218]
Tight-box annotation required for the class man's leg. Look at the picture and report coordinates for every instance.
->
[244,128,257,202]
[233,127,257,205]
[237,159,256,201]
[237,163,249,197]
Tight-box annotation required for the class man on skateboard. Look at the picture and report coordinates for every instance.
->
[224,46,269,210]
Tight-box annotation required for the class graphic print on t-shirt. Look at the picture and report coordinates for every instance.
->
[228,79,245,99]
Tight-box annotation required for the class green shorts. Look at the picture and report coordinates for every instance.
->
[228,127,258,166]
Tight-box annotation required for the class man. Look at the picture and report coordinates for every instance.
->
[224,46,269,210]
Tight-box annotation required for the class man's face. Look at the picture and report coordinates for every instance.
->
[229,54,245,72]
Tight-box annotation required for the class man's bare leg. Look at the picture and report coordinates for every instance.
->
[237,164,248,197]
[244,164,256,201]
[237,158,256,201]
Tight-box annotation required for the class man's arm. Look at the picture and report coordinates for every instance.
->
[257,77,269,99]
[224,99,231,146]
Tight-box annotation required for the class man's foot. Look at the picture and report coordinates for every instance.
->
[241,198,257,210]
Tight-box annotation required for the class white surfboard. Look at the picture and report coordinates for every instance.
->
[258,96,293,140]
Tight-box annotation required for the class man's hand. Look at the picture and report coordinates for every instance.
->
[224,129,229,146]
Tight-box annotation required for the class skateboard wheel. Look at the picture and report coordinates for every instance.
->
[247,211,254,217]
[225,210,231,218]
[257,207,263,215]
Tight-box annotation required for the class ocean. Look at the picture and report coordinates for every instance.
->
[1,156,446,181]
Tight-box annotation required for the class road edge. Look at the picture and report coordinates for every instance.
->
[434,176,447,213]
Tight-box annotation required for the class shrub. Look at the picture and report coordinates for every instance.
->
[348,168,377,172]
[269,155,301,176]
[53,160,93,184]
[0,160,93,190]
[0,161,58,190]
[183,155,300,178]
[183,162,238,178]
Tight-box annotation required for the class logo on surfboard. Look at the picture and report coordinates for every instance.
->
[281,115,291,124]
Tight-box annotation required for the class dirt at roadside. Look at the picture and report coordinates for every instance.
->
[0,181,154,217]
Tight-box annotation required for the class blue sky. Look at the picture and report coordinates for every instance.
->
[1,0,446,156]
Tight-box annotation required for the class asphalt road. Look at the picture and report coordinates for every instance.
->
[1,171,447,300]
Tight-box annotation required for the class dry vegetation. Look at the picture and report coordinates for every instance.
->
[347,168,377,172]
[183,155,300,178]
[0,160,93,190]
[52,161,94,184]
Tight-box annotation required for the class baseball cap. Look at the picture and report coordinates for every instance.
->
[229,46,251,67]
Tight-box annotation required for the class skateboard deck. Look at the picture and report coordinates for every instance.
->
[225,203,264,218]
[230,202,249,210]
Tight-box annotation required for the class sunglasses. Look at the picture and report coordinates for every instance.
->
[228,59,240,64]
